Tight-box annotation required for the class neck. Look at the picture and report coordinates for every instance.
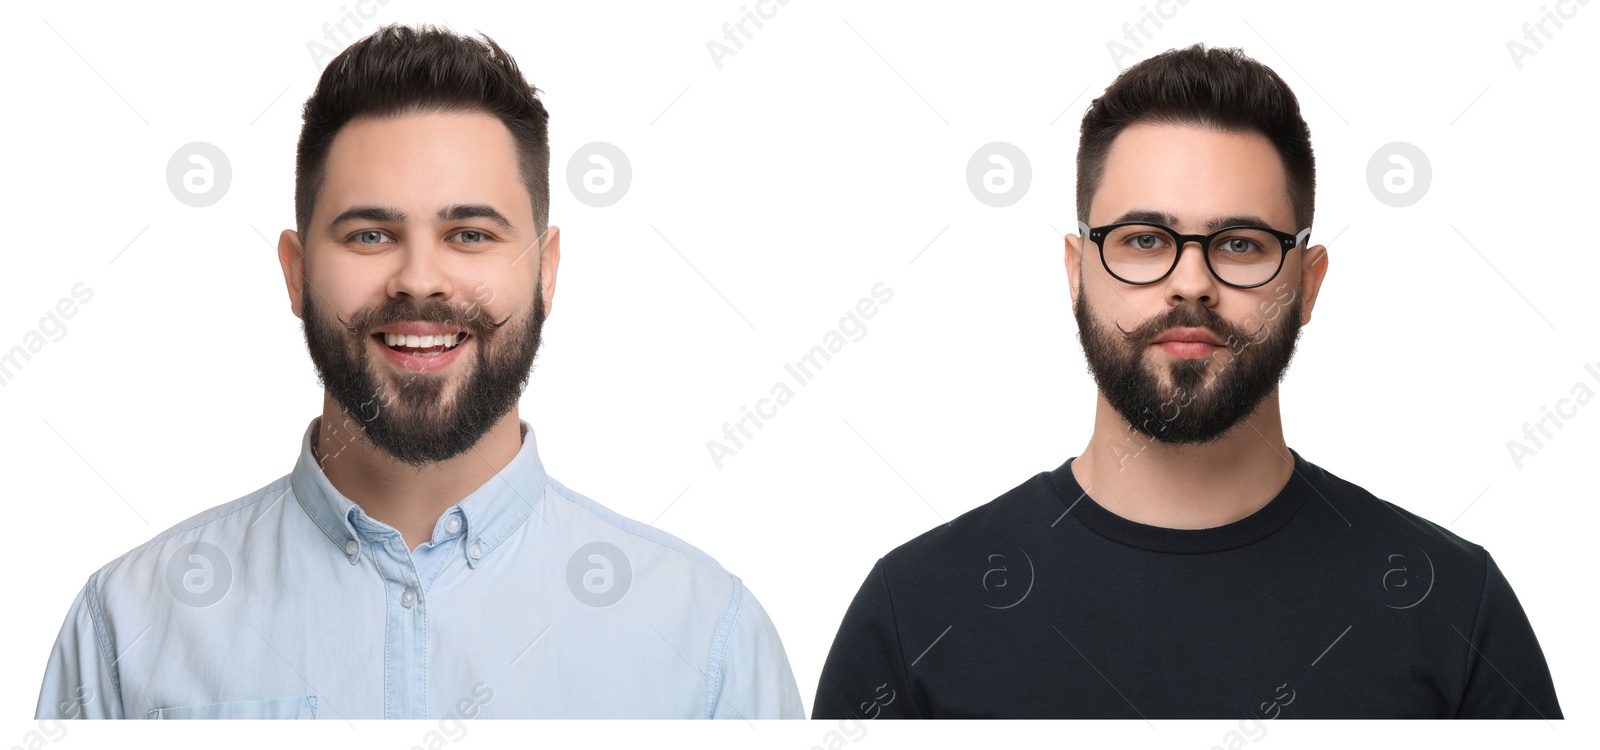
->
[311,394,524,552]
[1071,390,1294,530]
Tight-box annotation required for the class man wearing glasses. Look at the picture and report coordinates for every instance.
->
[812,44,1561,719]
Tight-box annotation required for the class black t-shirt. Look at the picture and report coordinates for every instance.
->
[812,450,1562,719]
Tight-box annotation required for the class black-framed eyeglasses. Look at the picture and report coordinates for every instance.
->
[1078,220,1311,289]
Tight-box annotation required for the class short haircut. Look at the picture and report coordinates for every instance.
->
[1076,44,1315,230]
[295,24,551,241]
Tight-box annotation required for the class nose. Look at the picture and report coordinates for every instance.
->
[386,237,454,303]
[1164,238,1219,306]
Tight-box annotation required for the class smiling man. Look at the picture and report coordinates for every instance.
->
[36,24,802,720]
[812,45,1561,719]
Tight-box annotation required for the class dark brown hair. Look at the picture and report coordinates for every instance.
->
[1076,44,1315,230]
[295,24,551,240]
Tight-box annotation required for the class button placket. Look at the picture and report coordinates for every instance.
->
[362,526,428,718]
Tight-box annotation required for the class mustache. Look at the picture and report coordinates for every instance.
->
[335,298,514,338]
[1113,304,1266,347]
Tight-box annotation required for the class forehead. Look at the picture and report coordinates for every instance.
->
[1090,122,1293,229]
[317,110,531,223]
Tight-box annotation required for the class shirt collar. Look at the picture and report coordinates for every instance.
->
[290,417,547,568]
[1045,447,1309,554]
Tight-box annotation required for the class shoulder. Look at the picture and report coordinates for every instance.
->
[538,475,793,712]
[1297,457,1486,561]
[86,474,292,592]
[1292,455,1496,610]
[539,474,740,587]
[876,471,1054,578]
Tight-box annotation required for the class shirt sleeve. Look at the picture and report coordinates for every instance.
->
[36,574,123,720]
[1454,550,1562,719]
[812,558,925,719]
[709,579,805,719]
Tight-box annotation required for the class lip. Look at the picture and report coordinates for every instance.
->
[372,333,470,373]
[1153,327,1224,345]
[1155,341,1220,359]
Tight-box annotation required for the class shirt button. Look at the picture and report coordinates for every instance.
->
[400,587,417,608]
[344,540,358,556]
[445,516,462,534]
[468,543,483,560]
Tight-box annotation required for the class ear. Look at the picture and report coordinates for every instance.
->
[1297,242,1329,326]
[278,229,307,319]
[1064,227,1085,306]
[537,225,561,318]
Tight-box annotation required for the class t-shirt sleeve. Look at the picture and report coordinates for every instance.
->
[36,575,123,720]
[812,558,925,719]
[1455,550,1563,719]
[710,579,806,719]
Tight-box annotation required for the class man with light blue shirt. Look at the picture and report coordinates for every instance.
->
[35,24,803,720]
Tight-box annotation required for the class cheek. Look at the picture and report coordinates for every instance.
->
[1232,292,1288,332]
[1086,279,1163,331]
[308,260,387,316]
[459,281,498,324]
[459,293,523,332]
[460,270,538,318]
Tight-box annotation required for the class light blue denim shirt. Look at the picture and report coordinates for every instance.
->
[35,418,804,719]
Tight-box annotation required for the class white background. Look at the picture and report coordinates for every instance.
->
[2,0,1595,745]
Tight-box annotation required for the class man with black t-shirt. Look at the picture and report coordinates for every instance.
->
[812,45,1562,719]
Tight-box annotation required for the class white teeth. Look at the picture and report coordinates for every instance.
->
[382,332,462,349]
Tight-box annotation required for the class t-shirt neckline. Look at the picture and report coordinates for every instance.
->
[1045,449,1310,554]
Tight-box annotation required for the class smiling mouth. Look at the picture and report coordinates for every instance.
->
[372,332,470,357]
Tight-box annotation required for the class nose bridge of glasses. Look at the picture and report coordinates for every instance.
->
[1167,228,1214,268]
[1174,228,1214,251]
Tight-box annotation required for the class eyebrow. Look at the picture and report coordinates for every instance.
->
[1110,209,1278,232]
[327,204,518,233]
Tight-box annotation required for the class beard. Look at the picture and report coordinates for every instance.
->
[300,277,545,469]
[1073,282,1302,445]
